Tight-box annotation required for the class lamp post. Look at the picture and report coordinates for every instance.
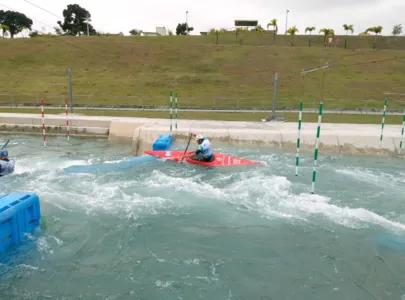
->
[186,10,189,35]
[86,14,90,36]
[285,9,289,34]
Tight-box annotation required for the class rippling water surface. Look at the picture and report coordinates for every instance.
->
[1,134,405,300]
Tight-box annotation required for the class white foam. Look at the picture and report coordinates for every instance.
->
[184,258,200,265]
[219,170,405,232]
[103,158,127,164]
[13,157,90,175]
[59,160,90,168]
[144,170,229,200]
[155,280,173,288]
[336,167,404,188]
[279,192,405,232]
[6,140,405,236]
[17,264,38,270]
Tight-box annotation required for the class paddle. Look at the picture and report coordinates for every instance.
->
[1,139,10,151]
[180,133,193,164]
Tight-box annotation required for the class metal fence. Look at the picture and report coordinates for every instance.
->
[1,93,405,114]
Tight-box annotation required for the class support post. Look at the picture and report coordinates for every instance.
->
[40,99,46,148]
[68,68,73,112]
[265,72,284,121]
[272,72,278,118]
[65,99,70,142]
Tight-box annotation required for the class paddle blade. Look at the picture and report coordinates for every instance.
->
[1,140,10,150]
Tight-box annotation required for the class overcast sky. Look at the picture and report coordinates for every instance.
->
[1,0,404,36]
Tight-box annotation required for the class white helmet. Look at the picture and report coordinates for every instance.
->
[195,134,204,141]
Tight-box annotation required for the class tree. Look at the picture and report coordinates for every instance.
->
[235,27,248,45]
[267,18,278,45]
[129,29,142,36]
[392,24,402,36]
[0,24,10,38]
[305,26,315,47]
[254,25,264,44]
[365,26,383,49]
[343,24,354,49]
[176,23,193,35]
[29,30,39,38]
[319,28,335,47]
[57,4,97,36]
[235,27,246,40]
[209,28,225,45]
[54,26,63,35]
[287,26,299,46]
[0,10,33,38]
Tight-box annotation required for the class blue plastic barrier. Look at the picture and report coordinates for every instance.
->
[0,192,41,253]
[153,134,173,150]
[64,134,173,174]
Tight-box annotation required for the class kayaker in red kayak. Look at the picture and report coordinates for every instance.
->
[182,134,215,162]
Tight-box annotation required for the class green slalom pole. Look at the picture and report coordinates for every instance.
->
[380,98,387,147]
[175,92,178,130]
[399,108,405,153]
[295,101,303,176]
[169,90,173,131]
[311,102,323,194]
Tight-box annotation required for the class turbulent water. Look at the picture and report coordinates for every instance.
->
[1,134,405,300]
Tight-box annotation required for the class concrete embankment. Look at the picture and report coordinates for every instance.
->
[0,113,404,158]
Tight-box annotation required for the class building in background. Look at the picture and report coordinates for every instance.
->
[156,27,167,36]
[141,27,168,36]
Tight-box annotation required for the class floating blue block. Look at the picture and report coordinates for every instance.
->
[152,134,173,151]
[0,192,41,253]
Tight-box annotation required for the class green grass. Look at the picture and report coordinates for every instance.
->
[0,35,404,111]
[0,108,403,125]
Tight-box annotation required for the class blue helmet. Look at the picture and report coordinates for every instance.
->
[1,149,8,156]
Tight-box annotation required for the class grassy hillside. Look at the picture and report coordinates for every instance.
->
[198,32,405,50]
[0,35,404,110]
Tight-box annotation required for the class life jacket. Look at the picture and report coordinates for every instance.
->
[0,158,15,176]
[196,138,213,157]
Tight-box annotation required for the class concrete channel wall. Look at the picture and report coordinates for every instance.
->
[0,113,404,158]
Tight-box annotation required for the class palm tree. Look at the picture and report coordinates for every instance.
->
[267,18,278,45]
[365,26,383,49]
[343,24,354,49]
[235,27,248,44]
[255,25,264,45]
[210,28,225,45]
[286,26,299,46]
[305,26,315,47]
[319,28,335,47]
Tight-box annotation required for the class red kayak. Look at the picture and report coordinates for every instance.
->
[144,150,261,167]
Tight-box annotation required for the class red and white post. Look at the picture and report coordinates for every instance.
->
[65,99,70,142]
[40,99,46,147]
